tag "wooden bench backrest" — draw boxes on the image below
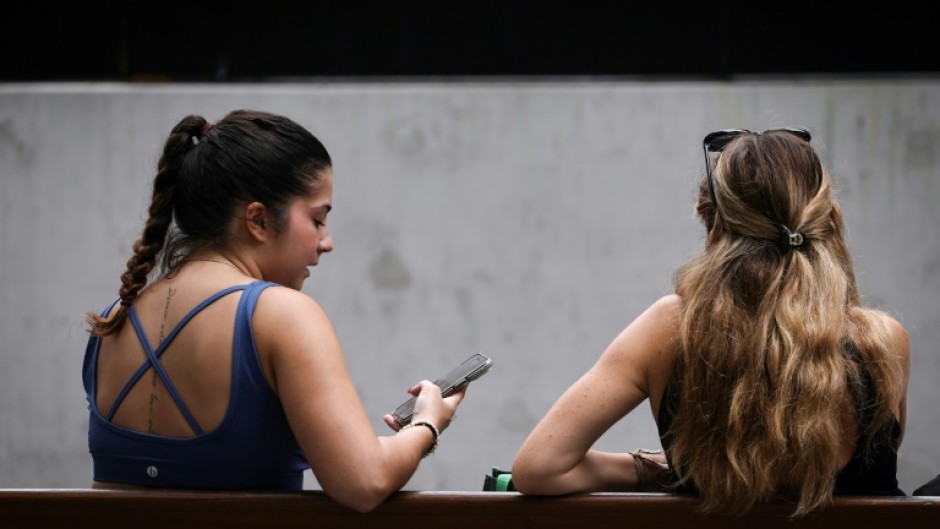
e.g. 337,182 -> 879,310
2,489 -> 938,529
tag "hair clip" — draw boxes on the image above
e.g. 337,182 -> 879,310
191,136 -> 200,146
787,231 -> 804,246
779,224 -> 804,252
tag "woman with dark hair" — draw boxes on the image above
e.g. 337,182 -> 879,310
83,110 -> 464,512
511,128 -> 910,517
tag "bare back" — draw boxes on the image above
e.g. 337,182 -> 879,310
94,265 -> 266,438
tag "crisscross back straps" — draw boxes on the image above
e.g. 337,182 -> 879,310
105,285 -> 248,436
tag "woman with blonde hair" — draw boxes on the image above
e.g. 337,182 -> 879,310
511,128 -> 910,517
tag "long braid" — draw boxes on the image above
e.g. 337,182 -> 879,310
86,116 -> 207,336
85,110 -> 332,334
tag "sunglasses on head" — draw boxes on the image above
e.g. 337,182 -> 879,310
702,128 -> 812,207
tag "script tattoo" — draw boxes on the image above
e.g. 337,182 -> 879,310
148,286 -> 177,433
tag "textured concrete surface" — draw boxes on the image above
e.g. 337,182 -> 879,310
1,80 -> 937,493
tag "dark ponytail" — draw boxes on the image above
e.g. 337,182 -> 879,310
86,115 -> 208,335
86,110 -> 331,336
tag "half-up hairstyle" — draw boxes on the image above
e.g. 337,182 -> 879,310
669,130 -> 904,516
86,110 -> 331,335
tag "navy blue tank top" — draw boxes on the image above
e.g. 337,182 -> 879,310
656,344 -> 904,496
83,281 -> 309,490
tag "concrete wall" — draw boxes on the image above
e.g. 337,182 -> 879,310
1,80 -> 937,494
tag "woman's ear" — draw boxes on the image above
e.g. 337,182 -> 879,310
245,201 -> 269,241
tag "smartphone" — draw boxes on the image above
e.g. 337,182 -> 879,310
390,352 -> 493,426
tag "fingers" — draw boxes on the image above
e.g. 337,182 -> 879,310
409,379 -> 440,397
410,380 -> 457,431
398,380 -> 472,433
383,414 -> 403,432
439,385 -> 467,430
445,383 -> 468,402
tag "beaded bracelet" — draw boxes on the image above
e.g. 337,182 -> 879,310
401,420 -> 439,458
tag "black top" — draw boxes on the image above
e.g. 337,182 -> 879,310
656,343 -> 904,496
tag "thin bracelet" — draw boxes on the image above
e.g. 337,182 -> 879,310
401,420 -> 439,458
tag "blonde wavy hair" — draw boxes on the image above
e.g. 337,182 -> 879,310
669,130 -> 904,517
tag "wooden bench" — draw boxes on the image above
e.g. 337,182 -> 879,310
2,489 -> 937,528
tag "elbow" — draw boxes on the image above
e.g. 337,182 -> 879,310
510,475 -> 534,495
343,493 -> 387,514
511,461 -> 546,495
512,452 -> 577,496
330,486 -> 389,513
324,475 -> 396,513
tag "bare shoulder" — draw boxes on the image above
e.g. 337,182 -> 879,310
638,294 -> 682,399
883,313 -> 909,349
855,309 -> 911,396
649,293 -> 682,320
254,284 -> 327,318
251,285 -> 338,346
882,312 -> 911,368
863,309 -> 910,360
601,294 -> 681,391
608,294 -> 681,349
634,293 -> 682,338
248,285 -> 344,390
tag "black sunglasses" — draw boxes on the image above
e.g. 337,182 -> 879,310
702,128 -> 812,207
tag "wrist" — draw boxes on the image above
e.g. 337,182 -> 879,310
401,420 -> 440,458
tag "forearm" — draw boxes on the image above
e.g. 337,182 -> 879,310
315,429 -> 431,512
376,423 -> 437,485
513,450 -> 637,495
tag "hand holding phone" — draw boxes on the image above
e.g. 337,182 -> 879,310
390,353 -> 493,426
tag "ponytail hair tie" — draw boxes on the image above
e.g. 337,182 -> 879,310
192,122 -> 214,146
779,224 -> 805,253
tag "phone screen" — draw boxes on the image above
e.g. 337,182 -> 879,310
390,353 -> 493,426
